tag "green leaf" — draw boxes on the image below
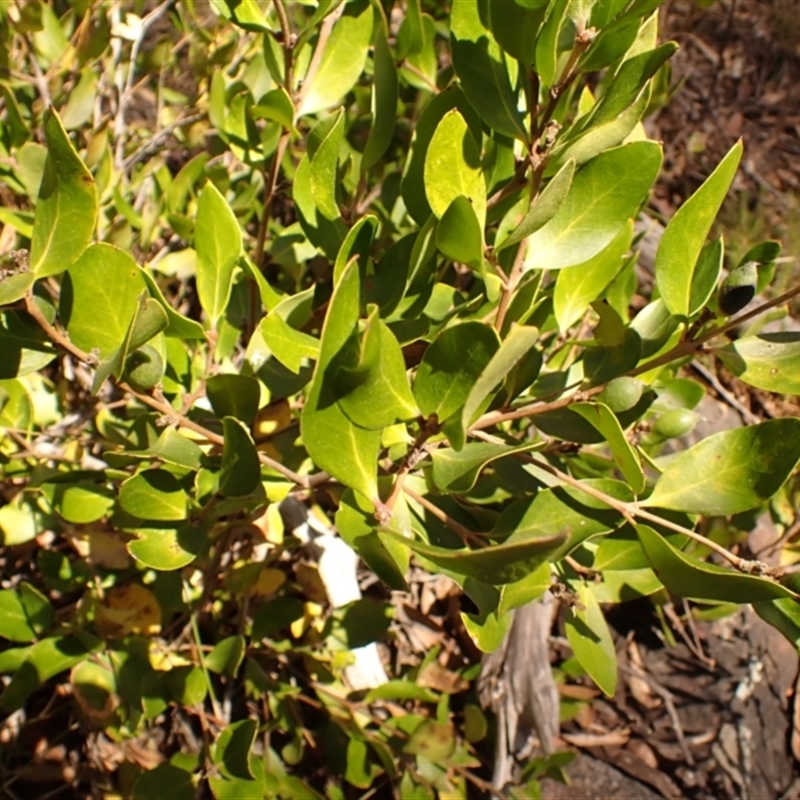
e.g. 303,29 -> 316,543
214,718 -> 258,780
19,583 -> 54,637
578,43 -> 677,132
637,524 -> 796,602
643,418 -> 800,515
554,221 -> 632,331
524,142 -> 662,270
60,244 -> 145,358
195,181 -> 243,327
688,237 -> 723,316
128,428 -> 203,471
220,417 -> 261,497
206,374 -> 260,428
310,109 -> 345,221
362,27 -> 398,172
332,214 -> 378,285
487,0 -> 549,64
565,583 -> 617,697
0,309 -> 57,379
298,0 -> 374,116
205,635 -> 245,678
654,140 -> 743,317
492,479 -> 628,556
461,325 -> 540,434
424,109 -> 487,230
336,488 -> 409,591
1,633 -> 102,711
404,720 -> 455,761
43,478 -> 116,524
450,0 -> 528,141
716,333 -> 800,395
431,441 -> 542,494
30,108 -> 98,278
400,87 -> 483,225
252,87 -> 296,131
260,313 -> 320,374
337,306 -> 419,429
127,520 -> 208,571
301,261 -> 381,504
133,765 -> 195,800
382,528 -> 567,586
496,159 -> 576,252
139,267 -> 206,340
0,273 -> 35,307
436,196 -> 483,269
413,321 -> 500,423
293,151 -> 346,260
753,598 -> 800,651
571,402 -> 645,494
0,589 -> 41,642
119,469 -> 187,522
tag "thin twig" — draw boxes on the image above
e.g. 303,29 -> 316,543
690,359 -> 761,424
402,486 -> 487,547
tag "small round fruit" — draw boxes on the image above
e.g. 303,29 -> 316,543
597,377 -> 644,413
652,408 -> 699,439
718,261 -> 757,316
124,345 -> 163,391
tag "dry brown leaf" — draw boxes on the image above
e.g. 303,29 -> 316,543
561,729 -> 631,748
94,583 -> 161,638
418,662 -> 468,694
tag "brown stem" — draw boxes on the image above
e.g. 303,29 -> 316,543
493,238 -> 528,333
402,487 -> 487,547
272,0 -> 293,91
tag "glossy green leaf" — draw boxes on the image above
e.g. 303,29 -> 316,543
260,313 -> 319,374
565,583 -> 617,697
298,0 -> 373,116
252,86 -> 295,131
637,524 -> 796,602
571,402 -> 646,494
1,633 -> 102,711
0,587 -> 49,642
61,243 -> 145,358
644,418 -> 800,515
0,273 -> 35,307
127,518 -> 207,570
332,214 -> 378,285
119,469 -> 187,521
400,87 -> 483,225
579,43 -> 676,132
18,583 -> 54,637
753,598 -> 800,651
30,108 -> 98,278
436,196 -> 483,269
497,562 -> 552,617
496,160 -> 576,252
206,374 -> 260,428
220,417 -> 261,497
195,182 -> 243,327
431,441 -> 542,494
0,310 -> 57,379
404,720 -> 455,761
310,109 -> 345,221
492,479 -> 628,556
462,606 -> 512,653
716,333 -> 800,395
688,237 -> 723,316
133,764 -> 195,800
44,479 -> 116,524
554,221 -> 632,331
487,0 -> 548,64
139,267 -> 206,340
424,109 -> 487,229
461,325 -> 540,434
293,151 -> 346,260
524,142 -> 662,270
128,428 -> 203,471
336,488 -> 409,591
450,0 -> 528,140
205,635 -> 245,678
362,28 -> 398,171
413,321 -> 500,423
382,528 -> 567,586
301,261 -> 381,504
654,140 -> 743,317
534,1 -> 567,87
337,306 -> 419,429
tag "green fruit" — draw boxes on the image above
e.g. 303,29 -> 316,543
596,377 -> 644,413
652,408 -> 699,439
124,345 -> 163,391
718,261 -> 757,316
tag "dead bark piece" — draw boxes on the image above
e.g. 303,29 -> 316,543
478,595 -> 561,793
